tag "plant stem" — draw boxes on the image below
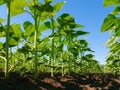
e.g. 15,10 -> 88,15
61,53 -> 64,76
5,1 -> 11,78
51,17 -> 55,77
33,0 -> 39,77
68,34 -> 72,74
34,17 -> 38,77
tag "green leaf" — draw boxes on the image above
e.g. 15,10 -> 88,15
72,30 -> 89,37
112,7 -> 120,15
44,0 -> 53,3
74,23 -> 84,28
57,13 -> 75,26
23,21 -> 32,30
104,0 -> 120,7
43,3 -> 54,13
9,37 -> 21,47
39,21 -> 51,31
0,42 -> 3,49
54,2 -> 64,14
32,3 -> 43,14
23,21 -> 34,36
114,28 -> 120,36
112,60 -> 120,65
11,24 -> 22,37
0,0 -> 5,5
0,26 -> 5,37
0,0 -> 11,5
11,0 -> 28,17
110,42 -> 120,51
69,23 -> 84,29
64,30 -> 74,35
101,14 -> 116,32
28,32 -> 35,41
0,18 -> 5,23
105,36 -> 118,46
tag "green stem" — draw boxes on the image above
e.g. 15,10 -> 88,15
61,53 -> 64,76
68,34 -> 71,74
33,0 -> 39,77
34,17 -> 38,76
51,17 -> 55,77
5,1 -> 11,78
10,47 -> 12,65
59,36 -> 64,76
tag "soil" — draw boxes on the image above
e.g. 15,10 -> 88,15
0,71 -> 120,90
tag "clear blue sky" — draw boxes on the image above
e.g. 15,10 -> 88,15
0,0 -> 114,64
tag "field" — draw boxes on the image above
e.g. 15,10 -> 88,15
0,71 -> 120,90
0,0 -> 120,90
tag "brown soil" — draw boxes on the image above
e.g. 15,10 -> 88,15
0,71 -> 120,90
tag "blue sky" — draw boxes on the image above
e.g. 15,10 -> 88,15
0,0 -> 114,64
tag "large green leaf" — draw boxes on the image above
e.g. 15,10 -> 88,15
72,30 -> 89,37
54,2 -> 64,14
0,18 -> 5,23
39,21 -> 51,31
11,24 -> 22,37
105,36 -> 118,46
43,3 -> 54,13
110,42 -> 120,51
23,21 -> 34,36
44,0 -> 53,3
64,29 -> 74,35
11,0 -> 28,17
0,0 -> 5,5
0,42 -> 3,49
0,0 -> 11,5
9,37 -> 21,47
114,28 -> 120,36
69,23 -> 84,29
101,14 -> 116,32
112,7 -> 120,15
104,0 -> 120,7
57,13 -> 75,26
112,59 -> 120,65
31,3 -> 43,14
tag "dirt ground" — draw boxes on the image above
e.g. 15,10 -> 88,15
0,71 -> 120,90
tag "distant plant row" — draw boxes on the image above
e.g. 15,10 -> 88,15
0,0 -> 119,78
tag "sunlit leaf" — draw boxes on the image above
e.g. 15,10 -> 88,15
0,0 -> 5,5
43,3 -> 53,12
104,0 -> 120,7
101,14 -> 116,32
0,0 -> 11,5
0,42 -> 3,49
9,37 -> 21,47
11,24 -> 22,37
0,18 -> 5,23
72,30 -> 89,37
114,28 -> 120,36
54,2 -> 64,14
112,7 -> 120,15
105,36 -> 118,46
44,0 -> 53,3
39,21 -> 51,31
23,21 -> 34,36
57,13 -> 75,26
11,0 -> 28,17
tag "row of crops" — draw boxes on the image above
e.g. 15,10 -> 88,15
0,0 -> 120,78
101,0 -> 120,75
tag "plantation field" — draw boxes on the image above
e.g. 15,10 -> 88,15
0,71 -> 120,90
0,0 -> 120,90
